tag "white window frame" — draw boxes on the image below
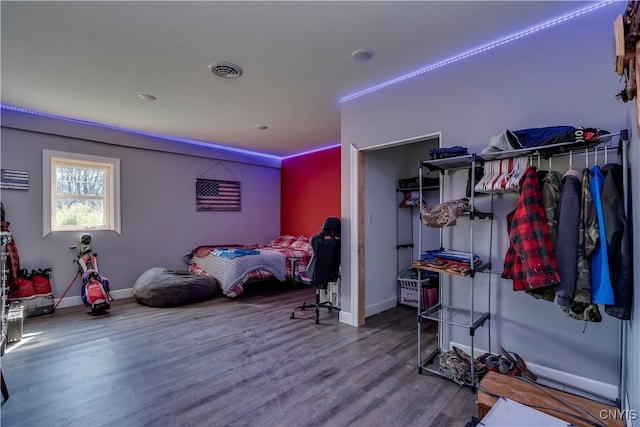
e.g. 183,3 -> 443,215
43,150 -> 121,237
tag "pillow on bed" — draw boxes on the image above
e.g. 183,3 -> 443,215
269,235 -> 298,248
291,236 -> 311,252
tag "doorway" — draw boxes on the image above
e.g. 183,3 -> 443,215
350,132 -> 440,323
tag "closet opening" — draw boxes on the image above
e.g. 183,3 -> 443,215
350,132 -> 440,324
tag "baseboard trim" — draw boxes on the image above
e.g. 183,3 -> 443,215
339,297 -> 412,325
365,297 -> 397,318
451,341 -> 619,403
339,310 -> 354,325
54,288 -> 133,309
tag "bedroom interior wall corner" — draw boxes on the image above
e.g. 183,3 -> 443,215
1,120 -> 281,303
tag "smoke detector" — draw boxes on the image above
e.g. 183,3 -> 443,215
209,61 -> 243,79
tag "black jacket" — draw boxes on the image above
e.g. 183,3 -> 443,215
554,170 -> 583,306
600,163 -> 633,320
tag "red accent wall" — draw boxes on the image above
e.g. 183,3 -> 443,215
281,146 -> 341,237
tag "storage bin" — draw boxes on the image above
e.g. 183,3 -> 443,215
8,293 -> 54,318
6,303 -> 24,343
398,277 -> 437,309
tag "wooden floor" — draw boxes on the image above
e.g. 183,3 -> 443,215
1,283 -> 477,427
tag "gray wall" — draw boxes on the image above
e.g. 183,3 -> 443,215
341,3 -> 634,395
1,111 -> 281,301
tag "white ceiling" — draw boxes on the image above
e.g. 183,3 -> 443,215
1,1 -> 599,157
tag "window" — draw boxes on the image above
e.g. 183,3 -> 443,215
43,150 -> 120,236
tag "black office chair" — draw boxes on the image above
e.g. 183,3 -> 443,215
290,217 -> 341,324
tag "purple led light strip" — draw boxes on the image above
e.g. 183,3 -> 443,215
1,104 -> 283,161
339,1 -> 615,103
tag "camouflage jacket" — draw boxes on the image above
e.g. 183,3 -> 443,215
420,198 -> 470,228
541,170 -> 562,249
575,168 -> 598,302
559,168 -> 603,323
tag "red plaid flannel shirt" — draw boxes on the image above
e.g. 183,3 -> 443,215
502,167 -> 560,291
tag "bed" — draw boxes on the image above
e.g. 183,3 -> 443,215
184,235 -> 312,297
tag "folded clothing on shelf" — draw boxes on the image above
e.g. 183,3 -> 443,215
481,126 -> 610,157
398,177 -> 419,189
415,249 -> 482,276
421,248 -> 479,264
428,146 -> 469,159
399,191 -> 421,208
414,259 -> 479,276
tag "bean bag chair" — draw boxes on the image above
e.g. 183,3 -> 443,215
133,267 -> 218,307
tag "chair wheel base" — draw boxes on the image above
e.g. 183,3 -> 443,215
289,297 -> 340,324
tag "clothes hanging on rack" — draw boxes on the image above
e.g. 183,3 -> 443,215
558,166 -> 604,322
589,165 -> 615,305
501,166 -> 561,291
554,169 -> 583,307
525,170 -> 561,302
474,157 -> 528,194
496,133 -> 632,323
575,167 -> 598,305
600,163 -> 633,320
541,171 -> 562,249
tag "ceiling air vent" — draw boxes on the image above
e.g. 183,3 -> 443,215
209,61 -> 243,79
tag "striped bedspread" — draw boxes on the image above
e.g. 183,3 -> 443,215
187,246 -> 311,297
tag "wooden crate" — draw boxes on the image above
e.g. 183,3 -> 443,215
476,371 -> 624,427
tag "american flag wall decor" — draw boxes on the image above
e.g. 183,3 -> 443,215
196,179 -> 241,211
0,169 -> 29,190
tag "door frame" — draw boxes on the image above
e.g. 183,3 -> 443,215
348,132 -> 441,326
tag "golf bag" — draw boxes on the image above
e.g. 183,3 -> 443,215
76,236 -> 112,315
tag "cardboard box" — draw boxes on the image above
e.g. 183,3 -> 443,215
477,371 -> 624,427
